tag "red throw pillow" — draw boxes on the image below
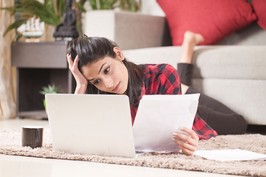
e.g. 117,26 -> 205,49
157,0 -> 257,45
252,0 -> 266,30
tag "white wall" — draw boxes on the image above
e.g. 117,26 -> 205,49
140,0 -> 165,16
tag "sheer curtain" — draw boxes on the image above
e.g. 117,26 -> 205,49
0,0 -> 16,119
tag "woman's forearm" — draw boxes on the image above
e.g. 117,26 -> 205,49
74,84 -> 87,94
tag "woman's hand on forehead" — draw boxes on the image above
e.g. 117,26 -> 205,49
67,54 -> 88,94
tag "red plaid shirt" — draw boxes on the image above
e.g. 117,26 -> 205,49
130,64 -> 217,140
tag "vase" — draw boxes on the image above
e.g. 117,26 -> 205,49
42,24 -> 55,42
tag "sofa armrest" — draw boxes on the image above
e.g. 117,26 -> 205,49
83,11 -> 171,50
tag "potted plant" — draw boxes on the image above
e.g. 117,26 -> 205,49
40,84 -> 61,109
88,0 -> 141,11
1,0 -> 87,41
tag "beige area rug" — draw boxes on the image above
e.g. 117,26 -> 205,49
0,128 -> 265,177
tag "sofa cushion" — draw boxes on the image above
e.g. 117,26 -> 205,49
124,46 -> 266,80
216,23 -> 266,45
192,46 -> 266,80
156,0 -> 257,45
251,0 -> 266,30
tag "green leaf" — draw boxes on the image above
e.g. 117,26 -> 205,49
1,0 -> 68,37
87,0 -> 140,11
0,0 -> 96,39
3,19 -> 28,36
40,84 -> 61,95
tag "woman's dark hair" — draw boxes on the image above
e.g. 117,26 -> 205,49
67,35 -> 144,105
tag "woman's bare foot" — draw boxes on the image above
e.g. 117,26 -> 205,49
179,31 -> 204,64
184,31 -> 204,45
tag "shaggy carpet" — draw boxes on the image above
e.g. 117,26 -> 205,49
0,128 -> 265,177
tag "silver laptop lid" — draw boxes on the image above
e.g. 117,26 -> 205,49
45,94 -> 136,158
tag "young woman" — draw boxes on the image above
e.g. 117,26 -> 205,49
66,31 -> 247,156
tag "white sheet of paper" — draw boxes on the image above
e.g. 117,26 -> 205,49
194,149 -> 266,161
133,94 -> 200,152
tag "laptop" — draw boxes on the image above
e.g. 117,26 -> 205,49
45,93 -> 199,158
45,94 -> 136,158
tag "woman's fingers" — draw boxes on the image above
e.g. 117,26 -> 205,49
175,138 -> 197,155
181,127 -> 199,141
73,55 -> 79,69
67,54 -> 79,72
67,54 -> 74,67
172,128 -> 199,156
67,54 -> 82,77
66,54 -> 88,94
179,147 -> 194,156
173,135 -> 197,153
173,128 -> 199,146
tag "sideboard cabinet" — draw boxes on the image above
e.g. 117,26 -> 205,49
11,42 -> 75,119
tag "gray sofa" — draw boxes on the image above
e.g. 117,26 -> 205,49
121,14 -> 266,126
